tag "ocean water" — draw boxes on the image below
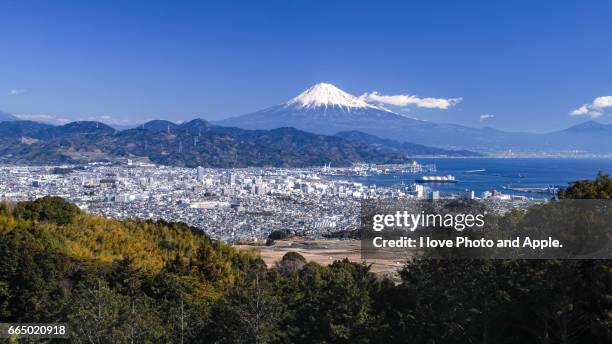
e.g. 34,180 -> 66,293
341,158 -> 612,197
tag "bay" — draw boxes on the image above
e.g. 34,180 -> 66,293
340,158 -> 612,197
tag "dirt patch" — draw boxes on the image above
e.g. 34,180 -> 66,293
234,239 -> 406,280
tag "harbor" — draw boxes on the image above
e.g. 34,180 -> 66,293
320,161 -> 437,177
330,158 -> 612,199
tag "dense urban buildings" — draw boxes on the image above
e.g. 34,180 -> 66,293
0,160 -> 539,242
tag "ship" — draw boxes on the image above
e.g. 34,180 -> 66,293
415,175 -> 457,183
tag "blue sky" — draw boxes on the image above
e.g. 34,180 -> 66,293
1,0 -> 611,132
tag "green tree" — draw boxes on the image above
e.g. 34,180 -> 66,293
205,269 -> 284,344
68,279 -> 131,344
275,252 -> 306,277
559,172 -> 612,199
13,196 -> 81,225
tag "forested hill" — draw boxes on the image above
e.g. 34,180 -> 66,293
0,196 -> 260,342
0,119 -> 413,167
1,175 -> 611,343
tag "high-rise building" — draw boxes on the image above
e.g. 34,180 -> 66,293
196,166 -> 205,181
415,184 -> 424,199
429,191 -> 440,200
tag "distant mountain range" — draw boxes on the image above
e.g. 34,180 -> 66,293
0,119 -> 471,167
218,83 -> 612,154
2,83 -> 611,158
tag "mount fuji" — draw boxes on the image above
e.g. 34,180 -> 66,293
217,83 -> 612,153
218,83 -> 414,136
217,83 -> 523,152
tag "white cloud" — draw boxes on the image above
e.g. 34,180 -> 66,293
479,114 -> 495,121
15,113 -> 138,127
79,115 -> 135,126
570,105 -> 590,116
360,91 -> 462,109
593,96 -> 612,109
15,114 -> 71,124
570,95 -> 612,118
8,89 -> 26,96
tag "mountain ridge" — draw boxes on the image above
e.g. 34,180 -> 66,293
0,120 -> 422,167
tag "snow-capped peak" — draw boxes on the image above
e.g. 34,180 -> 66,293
286,83 -> 385,111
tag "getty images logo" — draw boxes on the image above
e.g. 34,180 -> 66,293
372,210 -> 486,232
